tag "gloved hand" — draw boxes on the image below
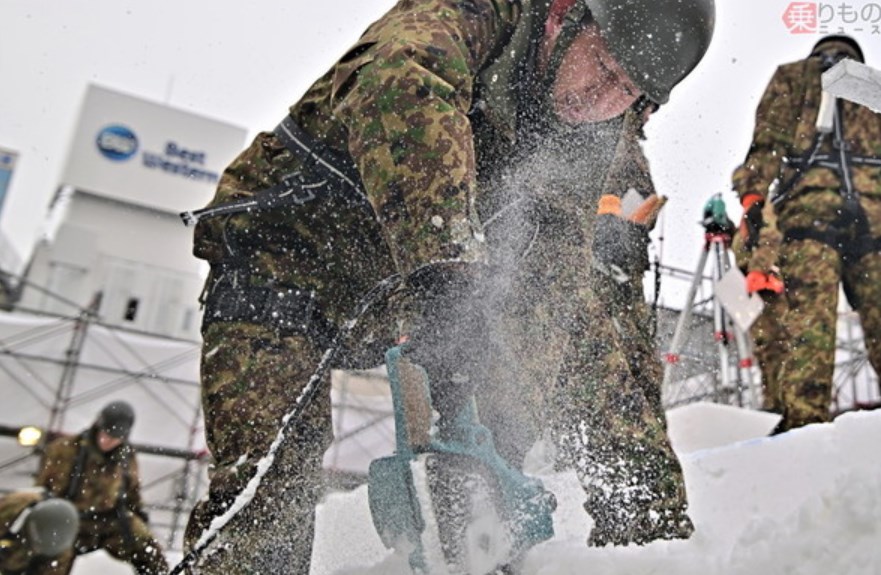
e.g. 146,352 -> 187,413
738,193 -> 765,250
746,269 -> 784,295
400,262 -> 489,427
593,213 -> 651,279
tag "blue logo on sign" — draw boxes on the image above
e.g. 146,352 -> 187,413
96,125 -> 139,161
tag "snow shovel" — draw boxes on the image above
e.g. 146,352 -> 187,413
367,345 -> 556,574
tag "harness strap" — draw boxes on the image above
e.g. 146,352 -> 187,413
273,116 -> 363,192
180,117 -> 366,226
115,454 -> 136,551
785,153 -> 881,171
64,435 -> 89,503
773,98 -> 881,208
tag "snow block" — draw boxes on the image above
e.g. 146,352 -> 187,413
666,401 -> 780,454
822,59 -> 881,113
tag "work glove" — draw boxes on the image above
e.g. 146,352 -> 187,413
746,268 -> 784,295
593,195 -> 653,280
738,193 -> 765,250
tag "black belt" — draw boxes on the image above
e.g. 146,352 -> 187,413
783,227 -> 881,262
201,267 -> 337,342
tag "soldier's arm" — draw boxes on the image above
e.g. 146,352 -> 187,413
736,65 -> 800,203
330,0 -> 517,275
34,438 -> 72,498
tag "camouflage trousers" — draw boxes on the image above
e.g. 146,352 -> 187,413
775,237 -> 881,431
44,512 -> 168,575
751,292 -> 789,413
548,272 -> 693,547
184,322 -> 332,575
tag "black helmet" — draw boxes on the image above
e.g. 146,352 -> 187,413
95,400 -> 135,439
584,0 -> 716,105
811,34 -> 864,64
26,498 -> 79,557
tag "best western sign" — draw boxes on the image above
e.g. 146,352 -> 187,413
62,85 -> 247,214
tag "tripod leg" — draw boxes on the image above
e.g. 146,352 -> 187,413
709,239 -> 732,402
663,246 -> 711,391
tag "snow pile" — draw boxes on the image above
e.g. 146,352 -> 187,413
311,406 -> 881,575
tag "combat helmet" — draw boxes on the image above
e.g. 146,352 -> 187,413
95,400 -> 135,439
811,34 -> 864,64
25,498 -> 79,557
584,0 -> 716,105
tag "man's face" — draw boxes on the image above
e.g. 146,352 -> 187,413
96,430 -> 124,452
552,22 -> 642,124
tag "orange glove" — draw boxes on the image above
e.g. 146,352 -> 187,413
597,194 -> 667,228
746,270 -> 784,294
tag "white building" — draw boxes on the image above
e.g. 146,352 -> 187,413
17,84 -> 248,340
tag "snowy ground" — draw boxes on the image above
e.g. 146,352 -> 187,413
311,404 -> 881,575
70,403 -> 881,574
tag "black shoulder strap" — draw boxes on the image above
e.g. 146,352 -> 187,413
64,434 -> 89,502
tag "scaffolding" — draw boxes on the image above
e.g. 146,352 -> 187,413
0,275 -> 396,555
655,252 -> 881,414
2,228 -> 880,558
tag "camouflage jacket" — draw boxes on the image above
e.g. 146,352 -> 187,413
0,490 -> 68,575
36,428 -> 144,519
192,0 -> 615,321
735,52 -> 881,205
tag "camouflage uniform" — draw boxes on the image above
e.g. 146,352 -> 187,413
0,491 -> 72,575
473,108 -> 693,547
552,110 -> 692,546
735,39 -> 881,431
35,429 -> 168,574
186,0 -> 701,566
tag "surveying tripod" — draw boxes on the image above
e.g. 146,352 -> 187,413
662,195 -> 758,408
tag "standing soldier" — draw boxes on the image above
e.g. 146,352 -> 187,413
35,401 -> 169,574
183,0 -> 714,570
0,490 -> 78,575
733,35 -> 881,432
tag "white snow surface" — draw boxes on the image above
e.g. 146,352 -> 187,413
310,405 -> 881,575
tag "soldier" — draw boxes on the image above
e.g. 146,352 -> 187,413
35,401 -> 169,575
184,0 -> 714,569
0,490 -> 78,575
733,35 -> 881,432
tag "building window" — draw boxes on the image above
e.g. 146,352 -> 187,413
124,297 -> 139,322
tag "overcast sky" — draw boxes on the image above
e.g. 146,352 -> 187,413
2,0 -> 880,307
